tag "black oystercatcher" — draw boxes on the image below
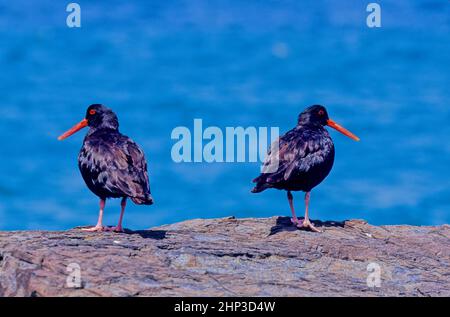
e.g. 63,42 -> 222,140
58,104 -> 153,232
252,105 -> 359,232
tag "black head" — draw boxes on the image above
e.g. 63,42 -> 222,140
298,105 -> 329,126
85,104 -> 119,130
58,104 -> 119,141
296,104 -> 360,141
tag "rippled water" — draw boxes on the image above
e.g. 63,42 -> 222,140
0,0 -> 449,230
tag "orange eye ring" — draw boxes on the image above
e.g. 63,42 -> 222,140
318,110 -> 325,116
89,109 -> 96,115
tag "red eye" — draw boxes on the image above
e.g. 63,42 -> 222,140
318,110 -> 324,116
89,109 -> 96,115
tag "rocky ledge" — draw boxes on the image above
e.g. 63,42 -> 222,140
0,217 -> 449,297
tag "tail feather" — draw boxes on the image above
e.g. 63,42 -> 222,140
251,175 -> 271,193
131,194 -> 154,205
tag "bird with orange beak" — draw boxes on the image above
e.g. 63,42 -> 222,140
58,104 -> 153,232
252,105 -> 359,232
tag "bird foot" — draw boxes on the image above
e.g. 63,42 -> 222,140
291,217 -> 302,226
295,218 -> 322,233
104,226 -> 124,233
80,225 -> 124,233
80,225 -> 106,232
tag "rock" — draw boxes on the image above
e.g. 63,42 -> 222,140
0,217 -> 449,296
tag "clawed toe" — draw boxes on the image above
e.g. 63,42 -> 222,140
291,218 -> 301,225
80,225 -> 105,232
79,225 -> 124,233
104,226 -> 124,233
294,219 -> 322,233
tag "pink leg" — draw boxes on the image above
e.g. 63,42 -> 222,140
288,191 -> 301,225
81,199 -> 106,232
110,197 -> 126,232
300,191 -> 321,232
304,191 -> 310,221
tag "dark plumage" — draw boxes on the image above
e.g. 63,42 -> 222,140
78,105 -> 153,205
58,104 -> 153,232
252,105 -> 359,232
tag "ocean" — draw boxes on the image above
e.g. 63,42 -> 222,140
0,0 -> 449,230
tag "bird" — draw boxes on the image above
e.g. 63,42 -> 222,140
251,105 -> 359,232
58,104 -> 153,232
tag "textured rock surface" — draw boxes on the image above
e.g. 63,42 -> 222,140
0,217 -> 449,297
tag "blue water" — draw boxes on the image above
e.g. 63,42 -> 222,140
0,0 -> 449,230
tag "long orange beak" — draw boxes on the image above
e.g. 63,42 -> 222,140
58,119 -> 88,141
326,119 -> 360,141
